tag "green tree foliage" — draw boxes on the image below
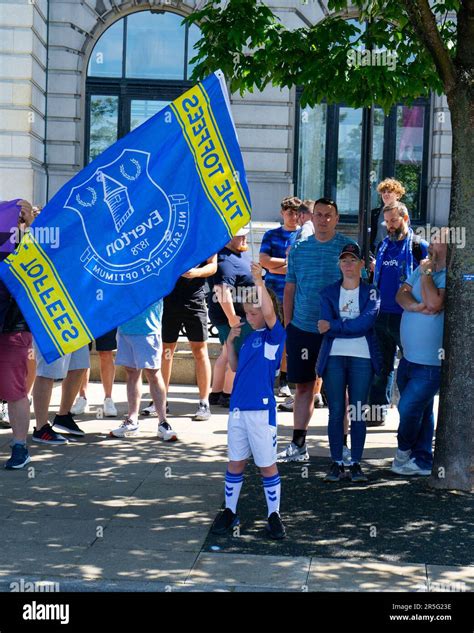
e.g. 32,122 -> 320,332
185,0 -> 458,111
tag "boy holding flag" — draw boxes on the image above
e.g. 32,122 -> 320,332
211,262 -> 287,540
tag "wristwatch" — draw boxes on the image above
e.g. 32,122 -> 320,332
422,268 -> 432,276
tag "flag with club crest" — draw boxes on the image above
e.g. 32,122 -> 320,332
0,71 -> 251,362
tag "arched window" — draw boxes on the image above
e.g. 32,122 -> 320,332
85,10 -> 200,163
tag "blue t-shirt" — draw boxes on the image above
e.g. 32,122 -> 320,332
230,320 -> 286,425
286,232 -> 356,332
378,240 -> 406,314
119,299 -> 163,335
400,267 -> 446,366
259,226 -> 298,302
207,247 -> 254,326
377,237 -> 428,314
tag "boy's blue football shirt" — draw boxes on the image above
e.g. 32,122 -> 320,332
229,319 -> 286,426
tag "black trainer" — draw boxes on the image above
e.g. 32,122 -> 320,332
211,508 -> 239,535
349,462 -> 368,482
208,392 -> 222,406
32,423 -> 68,445
266,511 -> 286,540
218,393 -> 231,408
52,412 -> 85,437
324,462 -> 345,482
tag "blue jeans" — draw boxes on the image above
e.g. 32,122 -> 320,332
396,357 -> 440,469
369,312 -> 402,407
323,356 -> 374,463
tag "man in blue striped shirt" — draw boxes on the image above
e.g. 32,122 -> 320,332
278,198 -> 356,462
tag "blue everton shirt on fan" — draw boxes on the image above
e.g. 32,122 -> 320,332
378,240 -> 410,314
259,226 -> 298,302
230,320 -> 286,425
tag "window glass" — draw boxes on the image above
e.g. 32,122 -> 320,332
395,105 -> 425,220
336,107 -> 363,215
88,20 -> 123,78
297,104 -> 327,201
130,100 -> 170,131
187,23 -> 201,78
89,95 -> 119,163
126,11 -> 185,79
370,107 -> 386,210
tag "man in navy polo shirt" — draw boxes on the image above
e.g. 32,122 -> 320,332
368,201 -> 428,426
259,196 -> 300,396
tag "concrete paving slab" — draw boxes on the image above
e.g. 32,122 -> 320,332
75,547 -> 197,582
307,557 -> 427,592
1,517 -> 110,548
0,545 -> 89,580
90,522 -> 210,552
7,493 -> 129,521
120,483 -> 222,522
426,565 -> 474,592
188,552 -> 311,589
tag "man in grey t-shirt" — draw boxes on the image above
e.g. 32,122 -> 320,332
278,198 -> 356,462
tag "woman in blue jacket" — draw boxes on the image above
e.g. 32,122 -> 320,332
317,243 -> 381,482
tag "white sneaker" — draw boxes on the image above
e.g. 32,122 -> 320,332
342,446 -> 352,466
391,457 -> 431,476
194,402 -> 211,421
71,396 -> 88,415
157,421 -> 178,442
141,401 -> 156,416
277,442 -> 309,462
0,401 -> 10,428
391,448 -> 411,472
278,384 -> 292,398
103,398 -> 117,417
110,417 -> 139,438
314,393 -> 324,408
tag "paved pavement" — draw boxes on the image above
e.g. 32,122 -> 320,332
0,382 -> 471,593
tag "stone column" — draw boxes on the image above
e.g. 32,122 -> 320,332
0,0 -> 48,204
427,93 -> 452,226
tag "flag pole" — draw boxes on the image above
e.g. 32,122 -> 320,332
248,217 -> 256,262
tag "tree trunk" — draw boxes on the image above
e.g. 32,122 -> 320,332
430,84 -> 474,491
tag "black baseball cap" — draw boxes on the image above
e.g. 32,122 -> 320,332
339,243 -> 363,260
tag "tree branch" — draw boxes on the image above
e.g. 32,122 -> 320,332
400,0 -> 457,95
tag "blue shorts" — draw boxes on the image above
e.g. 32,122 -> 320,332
34,343 -> 90,380
115,332 -> 162,370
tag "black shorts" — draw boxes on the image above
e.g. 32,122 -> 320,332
89,329 -> 117,352
162,299 -> 208,343
286,322 -> 323,384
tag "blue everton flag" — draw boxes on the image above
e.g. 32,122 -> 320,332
0,72 -> 251,362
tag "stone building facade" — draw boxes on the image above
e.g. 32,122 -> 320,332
0,0 -> 452,234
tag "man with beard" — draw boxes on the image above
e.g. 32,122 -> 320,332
367,202 -> 428,426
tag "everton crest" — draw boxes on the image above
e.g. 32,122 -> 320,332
65,149 -> 189,285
